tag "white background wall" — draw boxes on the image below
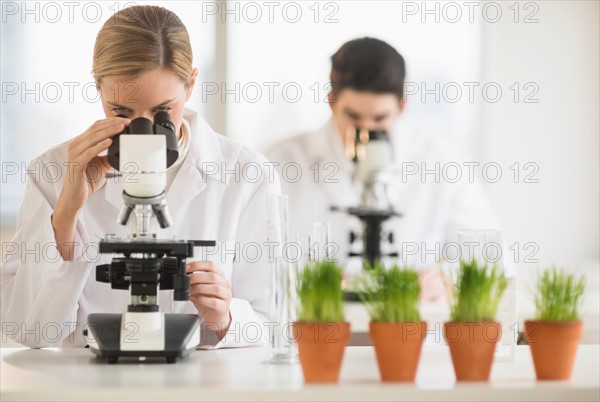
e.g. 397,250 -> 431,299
225,0 -> 482,152
480,1 -> 599,268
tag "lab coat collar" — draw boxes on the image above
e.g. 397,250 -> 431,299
389,118 -> 412,165
306,118 -> 355,172
303,118 -> 358,206
181,107 -> 234,185
104,108 -> 228,213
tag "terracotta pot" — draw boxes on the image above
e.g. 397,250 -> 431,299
524,320 -> 583,380
369,321 -> 426,382
293,322 -> 350,383
443,321 -> 501,381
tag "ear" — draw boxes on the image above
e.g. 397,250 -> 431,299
398,96 -> 407,113
328,90 -> 340,112
185,68 -> 199,101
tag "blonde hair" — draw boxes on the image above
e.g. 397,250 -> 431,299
92,5 -> 193,88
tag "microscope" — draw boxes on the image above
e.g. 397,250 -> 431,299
85,112 -> 215,364
332,128 -> 400,277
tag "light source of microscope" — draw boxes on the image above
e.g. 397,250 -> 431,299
85,112 -> 215,364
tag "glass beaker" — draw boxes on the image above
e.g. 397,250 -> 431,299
264,194 -> 297,364
311,222 -> 332,262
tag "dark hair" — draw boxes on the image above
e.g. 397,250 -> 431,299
330,37 -> 406,100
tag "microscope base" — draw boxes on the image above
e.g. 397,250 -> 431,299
86,313 -> 200,364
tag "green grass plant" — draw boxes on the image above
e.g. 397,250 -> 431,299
534,267 -> 585,322
296,260 -> 345,322
358,261 -> 421,323
450,259 -> 507,322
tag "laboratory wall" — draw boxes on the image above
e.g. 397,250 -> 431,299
480,1 -> 599,268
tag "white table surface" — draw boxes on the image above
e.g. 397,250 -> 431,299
1,345 -> 598,401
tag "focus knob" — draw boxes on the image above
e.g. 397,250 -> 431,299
96,264 -> 110,283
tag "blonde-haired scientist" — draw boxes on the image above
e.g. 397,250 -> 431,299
1,6 -> 279,348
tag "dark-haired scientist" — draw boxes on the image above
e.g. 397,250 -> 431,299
264,38 -> 503,300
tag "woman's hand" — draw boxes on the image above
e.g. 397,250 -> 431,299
60,117 -> 129,211
419,267 -> 448,302
52,117 -> 129,261
187,260 -> 232,340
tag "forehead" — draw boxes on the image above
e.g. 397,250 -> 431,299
100,69 -> 185,105
337,89 -> 399,114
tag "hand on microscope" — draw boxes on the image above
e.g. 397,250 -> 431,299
187,260 -> 233,340
51,117 -> 130,261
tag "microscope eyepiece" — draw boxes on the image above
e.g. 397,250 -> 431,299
354,128 -> 390,144
365,130 -> 390,142
154,111 -> 176,133
107,112 -> 179,170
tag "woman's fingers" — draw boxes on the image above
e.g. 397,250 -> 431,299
85,156 -> 112,193
185,262 -> 233,328
186,260 -> 218,273
187,260 -> 231,299
71,117 -> 129,153
73,120 -> 127,157
86,118 -> 129,142
71,118 -> 122,146
189,283 -> 231,300
64,139 -> 113,184
419,268 -> 446,301
186,261 -> 232,329
189,271 -> 228,286
81,138 -> 113,163
95,155 -> 112,172
187,261 -> 228,278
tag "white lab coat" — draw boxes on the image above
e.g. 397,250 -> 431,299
1,109 -> 280,348
264,119 -> 506,273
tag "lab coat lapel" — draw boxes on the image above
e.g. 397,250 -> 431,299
104,170 -> 125,211
165,145 -> 206,215
387,120 -> 415,213
310,119 -> 357,207
166,109 -> 222,216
